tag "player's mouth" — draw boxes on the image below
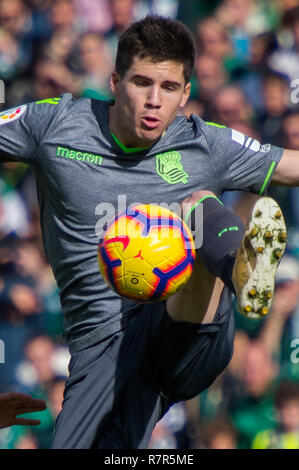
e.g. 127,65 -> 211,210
141,116 -> 160,130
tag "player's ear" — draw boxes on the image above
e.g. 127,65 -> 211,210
110,71 -> 121,97
180,82 -> 191,108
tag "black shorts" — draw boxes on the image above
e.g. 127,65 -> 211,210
52,287 -> 234,449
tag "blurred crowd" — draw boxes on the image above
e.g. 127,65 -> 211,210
0,0 -> 299,450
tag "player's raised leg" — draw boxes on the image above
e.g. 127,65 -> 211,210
167,190 -> 245,324
167,190 -> 287,323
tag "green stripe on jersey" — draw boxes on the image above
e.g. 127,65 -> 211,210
110,132 -> 151,154
36,97 -> 61,105
205,121 -> 226,128
259,161 -> 276,195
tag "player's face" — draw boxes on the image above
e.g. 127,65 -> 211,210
109,57 -> 191,147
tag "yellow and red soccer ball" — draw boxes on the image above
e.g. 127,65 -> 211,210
98,204 -> 196,302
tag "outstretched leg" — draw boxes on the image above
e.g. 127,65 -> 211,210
167,190 -> 287,322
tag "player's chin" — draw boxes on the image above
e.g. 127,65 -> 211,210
139,123 -> 165,143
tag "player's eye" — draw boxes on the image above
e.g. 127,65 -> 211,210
163,84 -> 179,92
134,80 -> 150,87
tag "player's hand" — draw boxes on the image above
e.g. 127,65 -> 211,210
0,392 -> 47,429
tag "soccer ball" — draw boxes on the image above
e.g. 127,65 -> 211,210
98,204 -> 196,302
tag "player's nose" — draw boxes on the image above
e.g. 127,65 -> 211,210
146,85 -> 162,108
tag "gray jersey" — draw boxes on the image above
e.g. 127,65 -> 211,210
0,94 -> 283,352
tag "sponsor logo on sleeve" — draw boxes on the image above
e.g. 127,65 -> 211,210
0,105 -> 27,126
231,129 -> 270,153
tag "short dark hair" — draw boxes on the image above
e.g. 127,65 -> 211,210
275,381 -> 299,410
115,15 -> 195,84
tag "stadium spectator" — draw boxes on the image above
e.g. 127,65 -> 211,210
258,255 -> 299,381
230,340 -> 279,448
0,0 -> 31,38
14,335 -> 68,448
281,112 -> 299,230
0,278 -> 44,392
21,247 -> 61,337
105,0 -> 139,61
0,0 -> 42,81
0,179 -> 30,238
47,0 -> 81,36
268,6 -> 299,82
181,99 -> 204,119
76,32 -> 113,100
192,53 -> 228,120
176,0 -> 221,32
0,28 -> 23,82
238,31 -> 279,112
39,29 -> 77,66
74,0 -> 113,34
195,416 -> 238,449
252,380 -> 299,448
209,85 -> 254,128
47,376 -> 65,420
268,111 -> 299,230
195,17 -> 232,62
32,58 -> 79,101
256,71 -> 291,146
282,111 -> 299,150
215,0 -> 254,70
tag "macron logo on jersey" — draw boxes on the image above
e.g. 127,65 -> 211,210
56,146 -> 103,167
0,105 -> 27,126
231,129 -> 270,153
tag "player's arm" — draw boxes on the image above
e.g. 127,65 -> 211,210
0,97 -> 66,164
271,149 -> 299,186
0,103 -> 37,163
197,119 -> 284,195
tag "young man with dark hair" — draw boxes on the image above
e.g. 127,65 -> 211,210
252,381 -> 299,449
115,15 -> 195,83
0,15 -> 297,448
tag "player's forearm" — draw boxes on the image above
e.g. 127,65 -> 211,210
272,149 -> 299,186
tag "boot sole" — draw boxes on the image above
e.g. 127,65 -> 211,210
235,197 -> 287,319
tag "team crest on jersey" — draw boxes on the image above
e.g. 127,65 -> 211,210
0,105 -> 27,126
156,151 -> 189,185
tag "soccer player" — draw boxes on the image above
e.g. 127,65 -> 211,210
0,15 -> 298,448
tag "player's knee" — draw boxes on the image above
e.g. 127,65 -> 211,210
180,190 -> 215,218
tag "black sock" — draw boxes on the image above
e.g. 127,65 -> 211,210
184,196 -> 245,294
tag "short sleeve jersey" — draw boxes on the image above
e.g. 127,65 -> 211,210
0,94 -> 283,352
